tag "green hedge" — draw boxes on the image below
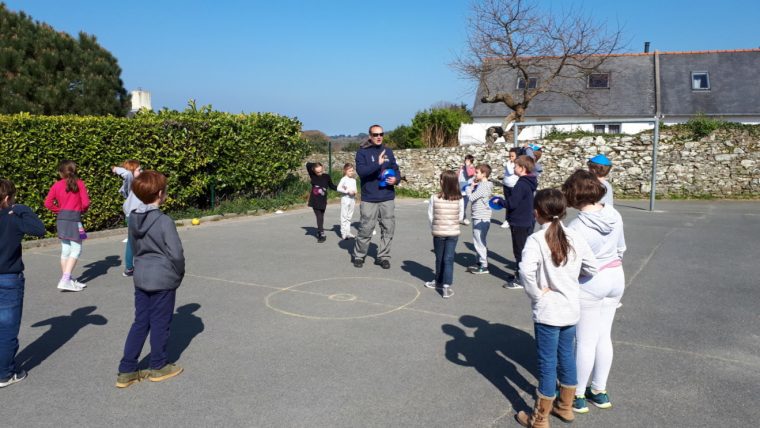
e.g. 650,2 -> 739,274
0,110 -> 309,235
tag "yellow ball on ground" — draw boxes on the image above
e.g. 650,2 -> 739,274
191,218 -> 200,225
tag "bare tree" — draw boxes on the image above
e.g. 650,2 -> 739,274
452,0 -> 624,143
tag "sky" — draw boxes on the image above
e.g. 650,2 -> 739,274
5,0 -> 760,135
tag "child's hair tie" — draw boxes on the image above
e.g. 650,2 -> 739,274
552,215 -> 559,219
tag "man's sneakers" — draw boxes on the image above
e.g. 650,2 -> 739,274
149,363 -> 183,383
122,268 -> 134,277
353,257 -> 364,268
468,265 -> 489,275
442,286 -> 454,299
0,370 -> 27,388
57,279 -> 84,292
585,387 -> 612,409
115,370 -> 148,388
374,259 -> 391,269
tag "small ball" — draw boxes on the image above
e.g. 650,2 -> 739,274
191,218 -> 200,226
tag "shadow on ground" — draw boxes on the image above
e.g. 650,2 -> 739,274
77,255 -> 122,283
443,315 -> 537,412
137,303 -> 205,368
17,306 -> 108,372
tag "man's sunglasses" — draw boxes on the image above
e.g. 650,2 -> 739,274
371,132 -> 384,137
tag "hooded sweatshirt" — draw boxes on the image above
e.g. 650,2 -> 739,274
505,174 -> 538,227
355,142 -> 400,203
568,204 -> 626,299
128,205 -> 185,292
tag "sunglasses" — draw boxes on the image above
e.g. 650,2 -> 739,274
371,132 -> 384,137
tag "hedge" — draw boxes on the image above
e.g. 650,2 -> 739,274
0,109 -> 309,235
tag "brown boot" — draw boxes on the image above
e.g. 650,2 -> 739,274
551,384 -> 576,423
515,393 -> 555,428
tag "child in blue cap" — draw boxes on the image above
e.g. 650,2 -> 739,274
587,154 -> 614,207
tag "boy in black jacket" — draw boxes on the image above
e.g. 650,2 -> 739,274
306,162 -> 337,242
503,156 -> 538,290
116,171 -> 185,388
0,179 -> 46,388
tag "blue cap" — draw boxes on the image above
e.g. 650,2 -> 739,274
530,144 -> 542,151
588,154 -> 612,166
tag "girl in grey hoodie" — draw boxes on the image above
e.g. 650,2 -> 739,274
563,170 -> 626,413
515,189 -> 597,428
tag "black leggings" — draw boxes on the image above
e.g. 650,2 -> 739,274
313,208 -> 325,234
510,224 -> 534,269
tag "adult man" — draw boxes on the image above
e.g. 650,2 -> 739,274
353,124 -> 400,269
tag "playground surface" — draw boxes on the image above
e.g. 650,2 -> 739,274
4,199 -> 760,427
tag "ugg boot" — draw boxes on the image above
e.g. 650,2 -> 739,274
551,384 -> 576,423
515,393 -> 555,428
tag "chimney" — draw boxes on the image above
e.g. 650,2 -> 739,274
644,42 -> 651,53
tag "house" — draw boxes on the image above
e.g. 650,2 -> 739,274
463,49 -> 760,142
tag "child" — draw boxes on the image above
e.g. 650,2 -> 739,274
458,155 -> 475,225
525,144 -> 544,178
0,179 -> 46,388
502,155 -> 538,289
587,154 -> 614,207
116,170 -> 185,388
466,164 -> 494,274
337,163 -> 357,240
501,148 -> 519,229
306,162 -> 337,243
563,170 -> 626,413
514,189 -> 597,427
44,160 -> 90,292
425,170 -> 464,299
111,160 -> 144,277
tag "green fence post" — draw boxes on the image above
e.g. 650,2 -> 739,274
328,141 -> 333,176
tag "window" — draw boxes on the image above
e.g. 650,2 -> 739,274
691,72 -> 710,90
593,123 -> 621,134
517,77 -> 538,89
588,73 -> 610,89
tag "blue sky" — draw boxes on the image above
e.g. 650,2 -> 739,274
5,0 -> 760,134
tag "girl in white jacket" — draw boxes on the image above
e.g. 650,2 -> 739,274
515,189 -> 597,428
563,170 -> 626,414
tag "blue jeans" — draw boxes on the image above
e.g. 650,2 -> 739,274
125,218 -> 134,270
433,236 -> 458,286
118,288 -> 176,373
534,323 -> 577,397
0,273 -> 24,379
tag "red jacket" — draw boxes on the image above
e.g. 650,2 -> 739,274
44,179 -> 90,213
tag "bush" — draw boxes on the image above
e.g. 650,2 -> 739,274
411,106 -> 472,147
684,114 -> 725,139
0,108 -> 308,235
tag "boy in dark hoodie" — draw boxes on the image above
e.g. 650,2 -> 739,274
0,179 -> 46,388
352,124 -> 401,269
116,170 -> 185,388
503,155 -> 538,289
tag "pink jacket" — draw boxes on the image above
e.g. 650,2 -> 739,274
44,179 -> 90,214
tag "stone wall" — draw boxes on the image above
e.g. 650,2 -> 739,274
302,129 -> 760,198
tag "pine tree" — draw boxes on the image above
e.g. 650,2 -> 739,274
0,3 -> 130,116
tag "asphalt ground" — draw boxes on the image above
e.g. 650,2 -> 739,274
3,199 -> 759,427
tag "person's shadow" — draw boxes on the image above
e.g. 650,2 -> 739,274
400,260 -> 433,283
16,306 -> 108,372
77,255 -> 121,283
442,315 -> 537,412
137,303 -> 204,367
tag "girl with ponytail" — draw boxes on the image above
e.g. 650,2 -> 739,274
44,160 -> 90,292
514,188 -> 598,428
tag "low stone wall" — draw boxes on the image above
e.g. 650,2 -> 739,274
301,130 -> 760,198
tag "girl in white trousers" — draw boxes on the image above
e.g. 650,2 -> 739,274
338,163 -> 357,239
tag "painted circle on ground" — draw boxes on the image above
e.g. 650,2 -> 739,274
266,276 -> 420,320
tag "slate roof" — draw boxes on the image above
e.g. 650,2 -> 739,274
472,49 -> 760,119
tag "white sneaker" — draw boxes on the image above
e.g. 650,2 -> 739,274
58,280 -> 83,292
461,219 -> 470,225
72,279 -> 86,289
503,278 -> 524,289
500,222 -> 510,229
423,281 -> 439,289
